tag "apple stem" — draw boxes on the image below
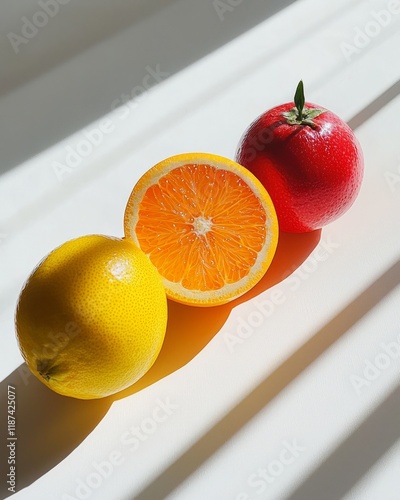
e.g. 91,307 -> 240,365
281,80 -> 326,128
294,80 -> 305,121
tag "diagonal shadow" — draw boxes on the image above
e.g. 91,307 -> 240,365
0,370 -> 111,497
284,384 -> 400,500
130,79 -> 400,498
133,259 -> 400,500
0,0 -> 298,176
0,230 -> 321,498
1,53 -> 399,500
347,78 -> 400,130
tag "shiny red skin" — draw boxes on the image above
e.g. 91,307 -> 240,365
236,102 -> 364,232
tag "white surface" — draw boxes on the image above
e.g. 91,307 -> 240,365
1,0 -> 400,499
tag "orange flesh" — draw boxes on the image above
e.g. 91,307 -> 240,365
135,164 -> 267,291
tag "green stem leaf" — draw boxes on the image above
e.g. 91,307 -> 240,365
294,80 -> 305,120
282,80 -> 326,128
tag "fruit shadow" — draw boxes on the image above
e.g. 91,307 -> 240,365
0,230 -> 320,497
114,229 -> 322,398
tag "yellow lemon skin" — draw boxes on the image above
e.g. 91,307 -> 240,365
15,235 -> 168,399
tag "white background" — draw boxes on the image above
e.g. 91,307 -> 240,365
1,0 -> 399,499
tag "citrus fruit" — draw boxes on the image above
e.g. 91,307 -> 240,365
15,235 -> 168,399
124,153 -> 279,306
236,81 -> 364,232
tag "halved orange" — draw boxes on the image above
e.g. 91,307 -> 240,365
124,153 -> 279,306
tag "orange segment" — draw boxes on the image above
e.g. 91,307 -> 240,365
124,153 -> 279,306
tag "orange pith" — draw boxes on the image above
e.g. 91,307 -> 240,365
124,153 -> 279,306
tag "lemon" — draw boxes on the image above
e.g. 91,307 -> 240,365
15,235 -> 168,399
